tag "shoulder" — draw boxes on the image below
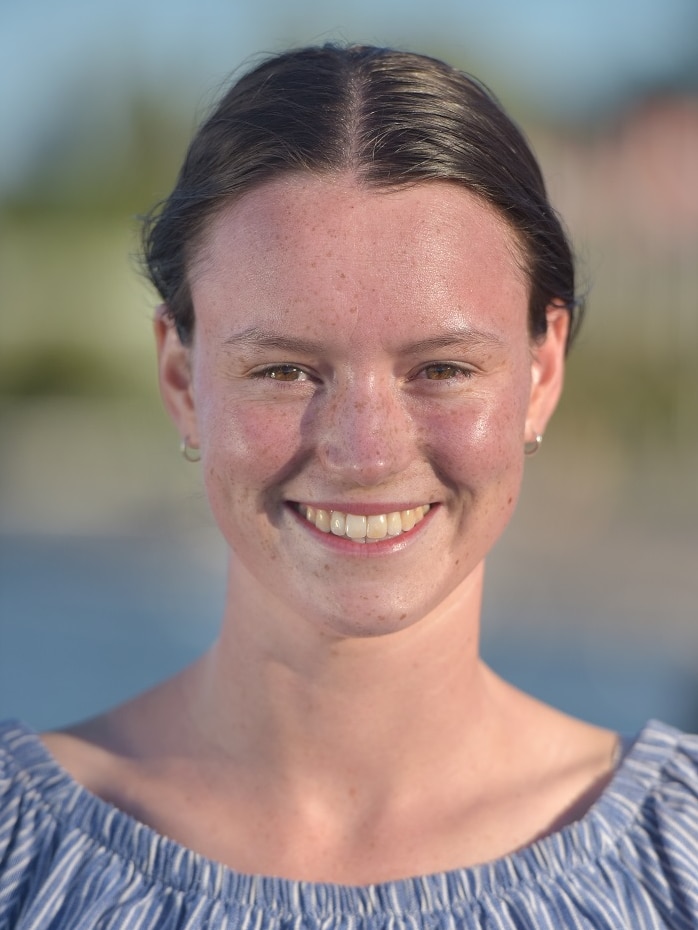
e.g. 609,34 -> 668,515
590,720 -> 698,921
619,719 -> 698,829
453,721 -> 698,928
0,720 -> 242,929
0,719 -> 149,928
0,719 -> 83,926
0,718 -> 55,820
0,720 -> 58,926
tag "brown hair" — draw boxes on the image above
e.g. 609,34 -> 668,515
142,44 -> 582,347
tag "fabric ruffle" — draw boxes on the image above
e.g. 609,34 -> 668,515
2,719 -> 698,929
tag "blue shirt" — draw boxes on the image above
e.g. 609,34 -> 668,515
1,718 -> 698,929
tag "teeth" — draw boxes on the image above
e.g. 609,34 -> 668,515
300,504 -> 430,541
345,514 -> 367,539
330,511 -> 346,536
401,508 -> 416,531
366,514 -> 387,539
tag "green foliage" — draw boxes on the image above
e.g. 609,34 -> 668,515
0,345 -> 125,398
1,85 -> 695,456
2,90 -> 192,217
558,347 -> 698,452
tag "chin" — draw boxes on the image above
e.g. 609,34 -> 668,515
320,610 -> 419,640
308,577 -> 465,642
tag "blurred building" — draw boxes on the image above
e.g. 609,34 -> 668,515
535,92 -> 698,453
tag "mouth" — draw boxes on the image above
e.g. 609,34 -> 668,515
294,503 -> 431,543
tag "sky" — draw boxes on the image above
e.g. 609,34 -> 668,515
1,0 -> 697,191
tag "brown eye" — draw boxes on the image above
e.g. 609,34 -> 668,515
422,364 -> 466,380
263,365 -> 308,381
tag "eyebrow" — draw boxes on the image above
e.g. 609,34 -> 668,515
223,325 -> 505,355
399,329 -> 506,353
223,327 -> 324,355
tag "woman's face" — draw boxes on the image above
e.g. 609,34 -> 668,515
157,176 -> 566,639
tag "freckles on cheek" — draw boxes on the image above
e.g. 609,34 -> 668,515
206,405 -> 305,479
430,407 -> 520,479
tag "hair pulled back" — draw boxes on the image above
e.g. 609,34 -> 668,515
143,44 -> 582,347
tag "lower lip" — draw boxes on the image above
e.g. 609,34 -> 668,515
287,504 -> 436,555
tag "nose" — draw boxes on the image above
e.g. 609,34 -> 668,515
315,376 -> 415,487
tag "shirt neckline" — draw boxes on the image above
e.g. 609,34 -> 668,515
0,717 -> 682,915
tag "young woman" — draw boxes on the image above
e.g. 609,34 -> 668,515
1,45 -> 696,929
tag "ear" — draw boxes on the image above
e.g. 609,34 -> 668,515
154,306 -> 199,446
525,304 -> 569,443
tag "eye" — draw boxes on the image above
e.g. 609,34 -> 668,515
256,365 -> 310,382
418,363 -> 473,381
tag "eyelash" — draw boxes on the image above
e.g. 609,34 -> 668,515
252,365 -> 312,382
415,363 -> 474,382
251,362 -> 474,383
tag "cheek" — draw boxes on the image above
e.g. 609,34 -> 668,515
425,386 -> 528,485
196,390 -> 307,498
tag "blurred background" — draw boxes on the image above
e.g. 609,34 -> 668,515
1,0 -> 697,733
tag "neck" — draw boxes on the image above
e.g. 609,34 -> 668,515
176,558 -> 499,800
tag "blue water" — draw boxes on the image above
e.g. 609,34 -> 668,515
1,534 -> 696,734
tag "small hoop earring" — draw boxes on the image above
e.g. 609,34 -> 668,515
180,436 -> 201,463
524,434 -> 543,456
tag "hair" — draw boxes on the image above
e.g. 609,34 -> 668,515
142,44 -> 583,348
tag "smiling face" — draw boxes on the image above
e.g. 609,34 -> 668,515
157,175 -> 567,639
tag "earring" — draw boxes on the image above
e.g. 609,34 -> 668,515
180,436 -> 201,462
524,433 -> 543,456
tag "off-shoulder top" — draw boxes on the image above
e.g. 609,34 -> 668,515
1,718 -> 698,929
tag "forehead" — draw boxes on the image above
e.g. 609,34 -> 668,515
189,175 -> 529,341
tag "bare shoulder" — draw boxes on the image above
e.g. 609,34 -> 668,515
489,665 -> 617,753
533,695 -> 618,775
39,675 -> 188,797
488,671 -> 620,831
41,710 -> 142,797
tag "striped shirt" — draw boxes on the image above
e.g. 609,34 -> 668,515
1,718 -> 698,929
